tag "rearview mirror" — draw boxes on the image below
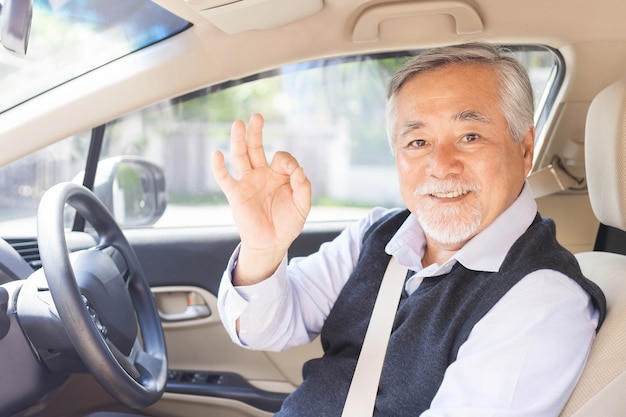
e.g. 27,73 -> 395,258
0,0 -> 33,56
92,157 -> 167,227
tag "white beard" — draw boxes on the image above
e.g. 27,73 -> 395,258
413,180 -> 482,246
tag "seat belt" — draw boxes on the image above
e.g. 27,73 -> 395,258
341,256 -> 408,417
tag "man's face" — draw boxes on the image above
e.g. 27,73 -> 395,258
393,63 -> 534,248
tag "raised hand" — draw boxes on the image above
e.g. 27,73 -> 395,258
211,114 -> 311,285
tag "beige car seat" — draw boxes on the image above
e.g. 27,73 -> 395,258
559,78 -> 626,416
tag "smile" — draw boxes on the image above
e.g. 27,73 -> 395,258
429,189 -> 472,198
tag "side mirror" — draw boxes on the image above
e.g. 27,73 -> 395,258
93,157 -> 167,227
0,0 -> 33,56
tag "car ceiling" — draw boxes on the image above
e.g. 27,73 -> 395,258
1,0 -> 625,173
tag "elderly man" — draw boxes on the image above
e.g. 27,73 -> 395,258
211,43 -> 606,417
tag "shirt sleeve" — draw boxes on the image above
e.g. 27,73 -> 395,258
217,207 -> 393,351
421,270 -> 599,417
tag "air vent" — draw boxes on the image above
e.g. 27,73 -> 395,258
8,239 -> 41,269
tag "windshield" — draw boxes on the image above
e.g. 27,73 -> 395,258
0,0 -> 190,113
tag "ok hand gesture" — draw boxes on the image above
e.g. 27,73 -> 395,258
211,114 -> 311,285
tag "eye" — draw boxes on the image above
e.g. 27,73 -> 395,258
409,139 -> 427,148
463,133 -> 480,142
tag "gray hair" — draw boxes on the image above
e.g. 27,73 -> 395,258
385,43 -> 534,152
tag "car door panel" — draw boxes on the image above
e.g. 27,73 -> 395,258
125,225 -> 344,295
123,225 -> 338,415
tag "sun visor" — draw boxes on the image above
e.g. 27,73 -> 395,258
187,0 -> 324,33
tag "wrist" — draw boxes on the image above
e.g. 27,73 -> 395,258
233,245 -> 287,286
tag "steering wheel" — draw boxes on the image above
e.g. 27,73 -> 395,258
37,182 -> 167,409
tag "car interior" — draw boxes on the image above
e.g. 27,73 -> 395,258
1,0 -> 626,416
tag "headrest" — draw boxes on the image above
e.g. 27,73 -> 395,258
585,79 -> 626,231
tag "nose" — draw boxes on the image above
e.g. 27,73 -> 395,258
426,143 -> 463,179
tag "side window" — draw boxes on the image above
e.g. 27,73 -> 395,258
101,54 -> 405,227
0,46 -> 560,234
100,47 -> 561,228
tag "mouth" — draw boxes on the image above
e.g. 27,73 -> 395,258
415,180 -> 481,201
429,189 -> 472,199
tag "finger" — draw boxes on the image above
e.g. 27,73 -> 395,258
270,151 -> 299,176
211,150 -> 237,193
270,152 -> 311,218
290,166 -> 312,219
229,119 -> 252,176
246,114 -> 268,169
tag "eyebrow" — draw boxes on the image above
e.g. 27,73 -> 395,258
398,110 -> 492,138
453,110 -> 491,123
398,121 -> 425,137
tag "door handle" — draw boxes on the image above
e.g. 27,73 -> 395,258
152,287 -> 213,323
159,304 -> 210,322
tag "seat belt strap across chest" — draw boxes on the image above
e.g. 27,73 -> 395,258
341,256 -> 408,417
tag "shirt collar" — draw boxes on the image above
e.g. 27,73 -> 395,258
386,182 -> 537,273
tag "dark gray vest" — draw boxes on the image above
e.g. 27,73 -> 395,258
276,210 -> 606,417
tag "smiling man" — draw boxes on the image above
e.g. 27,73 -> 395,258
211,43 -> 606,417
392,61 -> 534,265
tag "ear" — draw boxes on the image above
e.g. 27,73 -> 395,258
521,126 -> 535,176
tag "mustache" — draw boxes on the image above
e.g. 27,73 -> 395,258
414,180 -> 481,196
